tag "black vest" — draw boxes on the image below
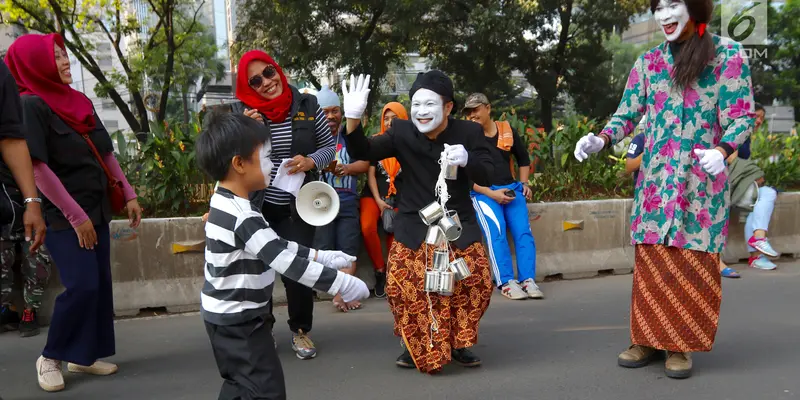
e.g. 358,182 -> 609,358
230,85 -> 320,184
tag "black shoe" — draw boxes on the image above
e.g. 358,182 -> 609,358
451,348 -> 482,367
19,309 -> 39,337
395,350 -> 416,369
374,272 -> 387,298
0,304 -> 20,332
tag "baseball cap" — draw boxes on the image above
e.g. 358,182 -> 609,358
462,93 -> 489,113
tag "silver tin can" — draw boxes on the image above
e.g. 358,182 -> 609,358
424,225 -> 446,246
449,258 -> 471,281
424,270 -> 440,293
418,201 -> 445,226
436,271 -> 455,296
433,249 -> 450,271
444,163 -> 459,180
437,212 -> 462,241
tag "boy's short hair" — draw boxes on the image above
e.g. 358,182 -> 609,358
196,111 -> 271,181
755,103 -> 764,112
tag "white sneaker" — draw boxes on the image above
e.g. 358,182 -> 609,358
500,281 -> 528,300
36,356 -> 65,392
520,278 -> 544,299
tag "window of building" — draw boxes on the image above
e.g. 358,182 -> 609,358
96,42 -> 112,52
103,120 -> 119,130
98,56 -> 112,67
102,100 -> 116,110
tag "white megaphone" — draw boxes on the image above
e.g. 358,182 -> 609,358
295,181 -> 340,226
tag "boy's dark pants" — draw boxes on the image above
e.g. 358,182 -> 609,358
205,315 -> 286,400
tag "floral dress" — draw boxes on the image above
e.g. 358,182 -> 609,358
601,34 -> 755,254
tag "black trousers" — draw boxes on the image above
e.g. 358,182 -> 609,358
205,316 -> 285,400
261,201 -> 316,333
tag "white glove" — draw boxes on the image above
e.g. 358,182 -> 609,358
693,149 -> 726,176
338,274 -> 370,303
573,133 -> 606,162
341,74 -> 371,119
443,144 -> 469,167
314,250 -> 356,270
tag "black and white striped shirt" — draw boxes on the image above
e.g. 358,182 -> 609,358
264,108 -> 336,205
202,187 -> 345,325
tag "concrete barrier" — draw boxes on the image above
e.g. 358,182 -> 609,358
35,192 -> 798,320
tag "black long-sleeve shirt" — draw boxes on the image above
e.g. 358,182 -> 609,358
346,118 -> 494,250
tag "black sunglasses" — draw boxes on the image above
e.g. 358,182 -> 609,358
248,65 -> 277,88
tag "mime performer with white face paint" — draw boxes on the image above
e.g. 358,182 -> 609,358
340,71 -> 496,374
573,0 -> 755,379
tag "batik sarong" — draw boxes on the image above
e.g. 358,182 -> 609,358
386,241 -> 493,373
631,244 -> 722,353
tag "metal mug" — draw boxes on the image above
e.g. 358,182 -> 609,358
449,258 -> 471,281
433,249 -> 450,271
437,211 -> 462,241
436,271 -> 455,296
419,201 -> 445,225
424,225 -> 446,246
444,163 -> 459,180
424,270 -> 440,293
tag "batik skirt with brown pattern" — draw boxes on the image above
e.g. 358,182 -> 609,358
386,241 -> 493,374
631,244 -> 722,353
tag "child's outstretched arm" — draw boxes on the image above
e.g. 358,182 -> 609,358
235,210 -> 368,302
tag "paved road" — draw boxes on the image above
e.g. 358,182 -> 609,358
2,260 -> 799,400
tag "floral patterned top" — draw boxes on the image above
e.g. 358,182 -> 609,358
601,34 -> 755,254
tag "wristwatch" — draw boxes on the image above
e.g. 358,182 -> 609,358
24,197 -> 42,205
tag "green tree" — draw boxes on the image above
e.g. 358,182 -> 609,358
421,0 -> 647,131
417,1 -> 526,104
231,0 -> 429,114
1,0 -> 214,132
513,0 -> 649,132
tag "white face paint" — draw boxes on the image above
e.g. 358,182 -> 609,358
654,0 -> 690,42
410,89 -> 445,134
258,141 -> 273,188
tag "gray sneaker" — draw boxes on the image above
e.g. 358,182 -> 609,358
291,330 -> 317,360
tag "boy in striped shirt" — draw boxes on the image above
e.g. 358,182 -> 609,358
196,112 -> 369,399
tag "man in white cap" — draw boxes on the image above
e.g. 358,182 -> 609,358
314,85 -> 370,311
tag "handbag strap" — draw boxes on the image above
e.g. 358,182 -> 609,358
80,133 -> 117,185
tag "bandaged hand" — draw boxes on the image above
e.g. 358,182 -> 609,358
573,133 -> 606,162
338,274 -> 370,303
443,144 -> 469,167
341,74 -> 371,119
693,149 -> 726,176
315,250 -> 356,270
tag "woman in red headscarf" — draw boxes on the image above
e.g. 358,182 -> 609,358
359,102 -> 407,298
5,33 -> 141,392
230,50 -> 336,360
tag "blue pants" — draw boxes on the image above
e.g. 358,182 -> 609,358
745,186 -> 777,252
471,182 -> 536,287
42,223 -> 115,366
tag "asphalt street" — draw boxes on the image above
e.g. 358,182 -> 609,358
1,259 -> 798,400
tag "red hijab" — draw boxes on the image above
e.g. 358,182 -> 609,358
4,33 -> 96,134
235,51 -> 292,123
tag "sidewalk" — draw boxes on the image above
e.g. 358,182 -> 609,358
1,260 -> 799,400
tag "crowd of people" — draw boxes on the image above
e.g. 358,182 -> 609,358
0,0 -> 786,397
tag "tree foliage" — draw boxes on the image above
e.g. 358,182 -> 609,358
1,0 -> 220,132
232,0 -> 429,114
418,0 -> 648,131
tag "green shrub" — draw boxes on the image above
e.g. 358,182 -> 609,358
750,125 -> 800,191
112,118 -> 213,218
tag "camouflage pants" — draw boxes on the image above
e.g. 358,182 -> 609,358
0,239 -> 52,310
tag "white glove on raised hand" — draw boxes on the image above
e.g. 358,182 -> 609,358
341,74 -> 371,119
693,149 -> 726,176
314,250 -> 356,270
338,274 -> 370,303
443,144 -> 469,167
573,133 -> 606,162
